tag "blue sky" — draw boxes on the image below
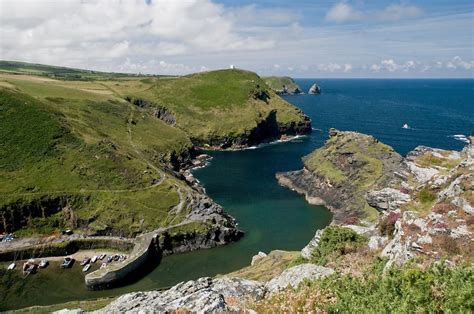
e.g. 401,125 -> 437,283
1,0 -> 473,77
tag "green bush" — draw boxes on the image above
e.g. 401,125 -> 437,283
418,188 -> 436,204
312,261 -> 474,313
310,226 -> 367,265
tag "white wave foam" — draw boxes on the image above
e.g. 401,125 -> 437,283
450,134 -> 470,144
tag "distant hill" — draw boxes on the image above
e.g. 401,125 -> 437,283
263,76 -> 302,95
0,60 -> 162,81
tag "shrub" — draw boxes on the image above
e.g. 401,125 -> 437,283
432,203 -> 457,214
315,261 -> 474,313
310,226 -> 367,266
418,188 -> 436,204
466,216 -> 474,226
251,262 -> 474,313
439,235 -> 460,255
342,216 -> 359,225
379,211 -> 401,237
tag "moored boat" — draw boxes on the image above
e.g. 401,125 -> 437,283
80,257 -> 91,266
91,255 -> 98,263
39,259 -> 49,268
60,257 -> 74,269
82,264 -> 91,272
7,263 -> 15,270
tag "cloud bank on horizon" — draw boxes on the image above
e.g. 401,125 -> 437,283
0,0 -> 473,77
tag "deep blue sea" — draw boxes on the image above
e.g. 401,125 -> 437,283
4,79 -> 473,310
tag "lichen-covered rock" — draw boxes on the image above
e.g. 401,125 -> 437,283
95,277 -> 266,313
265,264 -> 334,293
301,229 -> 322,259
366,188 -> 411,212
251,251 -> 268,266
368,235 -> 388,250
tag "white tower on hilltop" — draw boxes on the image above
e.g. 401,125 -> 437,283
230,64 -> 235,69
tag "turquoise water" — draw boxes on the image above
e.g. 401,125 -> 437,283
2,79 -> 472,310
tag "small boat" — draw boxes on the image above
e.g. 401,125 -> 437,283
107,255 -> 114,263
24,264 -> 37,275
100,262 -> 107,269
402,123 -> 409,129
99,254 -> 106,260
39,259 -> 49,268
7,263 -> 15,270
113,254 -> 120,262
60,257 -> 74,269
80,257 -> 91,266
91,255 -> 98,263
82,264 -> 91,272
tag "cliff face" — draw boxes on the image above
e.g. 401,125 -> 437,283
276,128 -> 406,223
192,109 -> 311,149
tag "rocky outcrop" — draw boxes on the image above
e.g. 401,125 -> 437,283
251,251 -> 268,266
301,229 -> 323,259
366,188 -> 411,211
91,262 -> 334,312
265,263 -> 334,293
95,277 -> 266,313
125,97 -> 177,125
308,83 -> 321,94
277,129 -> 406,223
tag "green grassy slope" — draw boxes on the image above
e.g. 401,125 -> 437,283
0,62 -> 310,236
104,69 -> 309,146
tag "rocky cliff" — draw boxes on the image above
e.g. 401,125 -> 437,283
192,109 -> 311,149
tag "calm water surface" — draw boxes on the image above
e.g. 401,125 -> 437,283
1,79 -> 472,310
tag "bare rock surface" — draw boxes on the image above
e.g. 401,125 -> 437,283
265,263 -> 334,293
95,277 -> 265,313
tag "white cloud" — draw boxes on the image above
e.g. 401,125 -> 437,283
0,0 -> 274,72
343,64 -> 353,72
446,56 -> 473,69
376,5 -> 423,21
325,3 -> 423,24
370,59 -> 419,72
325,3 -> 362,23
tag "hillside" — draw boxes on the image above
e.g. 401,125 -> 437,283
263,76 -> 302,95
0,62 -> 310,239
